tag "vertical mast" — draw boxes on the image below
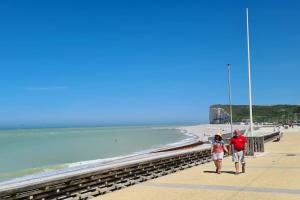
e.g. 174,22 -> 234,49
246,8 -> 254,137
227,64 -> 233,137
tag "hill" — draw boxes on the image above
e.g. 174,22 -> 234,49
210,104 -> 300,123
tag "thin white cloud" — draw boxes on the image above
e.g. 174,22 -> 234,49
25,86 -> 68,91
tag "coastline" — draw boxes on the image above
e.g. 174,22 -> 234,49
0,124 -> 275,186
177,124 -> 248,141
0,123 -> 281,193
0,125 -> 190,182
0,124 -> 198,185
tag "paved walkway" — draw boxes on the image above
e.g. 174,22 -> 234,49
94,127 -> 300,200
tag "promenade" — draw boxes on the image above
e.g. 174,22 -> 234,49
95,127 -> 300,200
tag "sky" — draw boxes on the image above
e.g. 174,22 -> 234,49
0,0 -> 299,127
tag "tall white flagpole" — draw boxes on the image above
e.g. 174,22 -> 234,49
246,8 -> 254,138
227,64 -> 233,137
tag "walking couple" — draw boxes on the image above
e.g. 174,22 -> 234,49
211,129 -> 248,175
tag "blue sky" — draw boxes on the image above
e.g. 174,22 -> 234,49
0,0 -> 299,127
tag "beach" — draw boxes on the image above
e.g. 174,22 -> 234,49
0,123 -> 284,199
178,124 -> 247,141
0,125 -> 192,182
178,124 -> 279,141
0,123 -> 278,188
0,123 -> 219,184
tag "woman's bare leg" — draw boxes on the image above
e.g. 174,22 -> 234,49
217,160 -> 222,174
214,160 -> 218,172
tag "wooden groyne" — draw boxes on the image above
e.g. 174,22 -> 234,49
0,131 -> 281,200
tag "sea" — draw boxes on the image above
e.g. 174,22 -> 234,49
0,124 -> 197,182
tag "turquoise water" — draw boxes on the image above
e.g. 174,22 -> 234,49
0,125 -> 191,182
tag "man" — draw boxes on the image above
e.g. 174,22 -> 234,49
230,129 -> 248,174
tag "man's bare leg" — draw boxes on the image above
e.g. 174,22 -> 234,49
242,163 -> 246,173
235,162 -> 239,174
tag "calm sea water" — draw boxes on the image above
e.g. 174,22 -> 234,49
0,125 -> 192,182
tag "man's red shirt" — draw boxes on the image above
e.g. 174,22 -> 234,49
230,135 -> 248,151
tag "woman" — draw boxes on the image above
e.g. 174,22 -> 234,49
211,132 -> 228,174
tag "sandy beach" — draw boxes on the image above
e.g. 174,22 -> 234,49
0,123 -> 284,199
178,124 -> 247,141
0,123 -> 280,191
178,124 -> 281,142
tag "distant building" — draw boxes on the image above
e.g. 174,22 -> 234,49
209,107 -> 230,124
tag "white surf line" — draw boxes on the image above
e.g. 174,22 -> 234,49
140,183 -> 300,195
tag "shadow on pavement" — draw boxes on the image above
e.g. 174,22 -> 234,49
203,170 -> 236,174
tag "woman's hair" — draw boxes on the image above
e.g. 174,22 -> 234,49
214,135 -> 222,141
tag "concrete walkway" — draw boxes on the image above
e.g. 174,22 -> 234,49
94,127 -> 300,200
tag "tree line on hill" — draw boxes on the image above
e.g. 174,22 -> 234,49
210,104 -> 300,123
